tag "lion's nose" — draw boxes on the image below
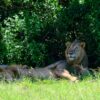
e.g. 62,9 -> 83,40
69,51 -> 73,55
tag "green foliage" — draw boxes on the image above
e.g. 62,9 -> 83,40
0,0 -> 61,66
0,0 -> 100,67
55,0 -> 100,67
1,13 -> 25,64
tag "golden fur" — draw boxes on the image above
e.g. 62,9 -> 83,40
65,39 -> 89,76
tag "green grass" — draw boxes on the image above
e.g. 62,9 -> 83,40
0,76 -> 100,100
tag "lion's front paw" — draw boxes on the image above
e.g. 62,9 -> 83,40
71,76 -> 79,82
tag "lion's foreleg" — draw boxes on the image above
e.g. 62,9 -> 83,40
73,65 -> 90,78
54,69 -> 78,82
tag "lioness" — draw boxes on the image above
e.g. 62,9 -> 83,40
46,39 -> 90,79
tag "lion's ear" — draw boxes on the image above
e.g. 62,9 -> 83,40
65,42 -> 71,48
80,42 -> 86,48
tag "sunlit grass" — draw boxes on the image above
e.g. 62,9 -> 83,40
0,74 -> 100,100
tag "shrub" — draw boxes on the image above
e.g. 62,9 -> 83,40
0,0 -> 100,68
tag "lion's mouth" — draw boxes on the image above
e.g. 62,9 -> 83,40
68,58 -> 75,61
67,54 -> 76,61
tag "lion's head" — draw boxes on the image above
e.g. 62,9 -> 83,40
65,39 -> 88,67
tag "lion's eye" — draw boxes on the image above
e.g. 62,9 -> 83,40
75,47 -> 78,51
68,47 -> 79,54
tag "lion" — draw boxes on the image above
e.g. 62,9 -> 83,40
65,39 -> 88,67
0,67 -> 16,81
0,40 -> 89,81
0,65 -> 28,81
0,64 -> 77,82
45,60 -> 78,81
46,39 -> 90,79
65,39 -> 90,77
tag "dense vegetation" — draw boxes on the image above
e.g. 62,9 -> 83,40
0,0 -> 100,68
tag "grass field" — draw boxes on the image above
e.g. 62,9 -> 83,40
0,75 -> 100,100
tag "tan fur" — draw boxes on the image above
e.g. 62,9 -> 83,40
0,65 -> 78,82
0,65 -> 27,81
65,40 -> 88,67
0,67 -> 15,81
65,40 -> 89,76
18,67 -> 78,81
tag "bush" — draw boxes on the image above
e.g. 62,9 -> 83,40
0,0 -> 61,67
0,0 -> 100,68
